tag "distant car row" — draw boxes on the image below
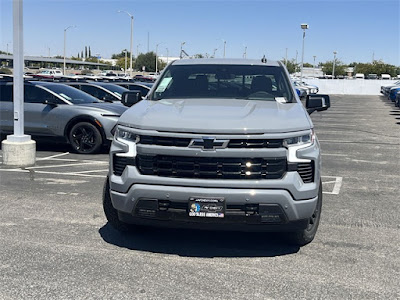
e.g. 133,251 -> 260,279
380,80 -> 400,107
0,75 -> 153,154
291,80 -> 319,99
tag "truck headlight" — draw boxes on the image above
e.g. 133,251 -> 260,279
283,130 -> 314,148
115,127 -> 139,143
284,130 -> 315,163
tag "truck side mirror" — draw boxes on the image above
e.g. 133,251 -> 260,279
306,94 -> 330,114
121,90 -> 142,107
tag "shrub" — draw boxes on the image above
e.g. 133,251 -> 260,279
0,68 -> 12,75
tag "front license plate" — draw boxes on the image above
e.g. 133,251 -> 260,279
188,197 -> 225,218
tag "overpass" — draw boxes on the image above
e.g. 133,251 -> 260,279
0,54 -> 117,70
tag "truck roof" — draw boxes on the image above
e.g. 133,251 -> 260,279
171,58 -> 281,67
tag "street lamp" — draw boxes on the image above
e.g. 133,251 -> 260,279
222,39 -> 226,58
123,49 -> 127,74
166,48 -> 169,64
136,44 -> 141,57
155,43 -> 161,74
313,55 -> 316,77
300,23 -> 309,81
117,10 -> 134,77
243,46 -> 247,59
332,51 -> 337,79
63,25 -> 76,75
213,48 -> 218,58
180,41 -> 185,59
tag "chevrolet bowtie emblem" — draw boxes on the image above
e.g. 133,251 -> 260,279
189,137 -> 229,150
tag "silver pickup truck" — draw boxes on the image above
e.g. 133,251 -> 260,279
103,58 -> 330,246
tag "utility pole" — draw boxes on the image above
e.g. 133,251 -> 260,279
166,48 -> 169,64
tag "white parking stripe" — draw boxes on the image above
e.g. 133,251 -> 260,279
0,168 -> 106,178
25,162 -> 108,170
37,152 -> 70,160
322,176 -> 343,195
71,169 -> 109,174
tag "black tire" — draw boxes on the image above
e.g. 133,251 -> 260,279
287,179 -> 323,246
103,176 -> 132,233
68,122 -> 103,154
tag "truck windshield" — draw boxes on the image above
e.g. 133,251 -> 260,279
150,64 -> 294,102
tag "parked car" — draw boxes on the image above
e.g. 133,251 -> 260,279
61,81 -> 129,102
0,77 -> 127,154
367,74 -> 378,80
293,80 -> 319,94
395,91 -> 400,107
33,69 -> 63,78
104,58 -> 331,246
381,81 -> 400,95
355,73 -> 365,79
133,74 -> 156,82
388,87 -> 400,101
381,74 -> 391,80
112,81 -> 152,96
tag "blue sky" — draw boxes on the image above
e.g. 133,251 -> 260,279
1,0 -> 399,65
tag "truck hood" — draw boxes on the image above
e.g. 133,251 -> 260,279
118,98 -> 312,134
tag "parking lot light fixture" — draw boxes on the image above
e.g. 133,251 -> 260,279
117,10 -> 134,77
155,43 -> 161,74
300,23 -> 309,81
313,55 -> 316,77
180,41 -> 185,59
63,25 -> 76,75
332,51 -> 337,79
166,47 -> 169,64
123,50 -> 127,73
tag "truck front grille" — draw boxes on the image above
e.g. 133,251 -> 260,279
136,155 -> 287,180
139,135 -> 283,149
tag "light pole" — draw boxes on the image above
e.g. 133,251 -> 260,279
243,46 -> 247,59
180,41 -> 185,59
222,39 -> 226,58
117,10 -> 134,77
213,48 -> 218,58
136,44 -> 140,57
166,48 -> 169,64
300,23 -> 309,81
285,48 -> 288,67
313,55 -> 316,77
155,43 -> 161,74
63,25 -> 76,75
332,51 -> 337,79
123,49 -> 127,74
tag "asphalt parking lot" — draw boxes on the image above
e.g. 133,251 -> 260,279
0,95 -> 399,299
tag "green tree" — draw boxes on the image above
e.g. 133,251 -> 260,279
321,60 -> 346,76
134,52 -> 163,72
0,67 -> 12,74
193,54 -> 204,59
112,50 -> 131,59
282,59 -> 298,74
116,57 -> 128,71
303,62 -> 313,68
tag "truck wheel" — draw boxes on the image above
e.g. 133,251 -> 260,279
103,176 -> 132,233
69,122 -> 103,154
287,179 -> 322,246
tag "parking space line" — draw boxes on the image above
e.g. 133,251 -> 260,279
322,176 -> 343,195
71,169 -> 108,174
0,168 -> 106,178
37,152 -> 70,161
26,162 -> 108,170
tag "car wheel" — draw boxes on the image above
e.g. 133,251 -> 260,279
68,122 -> 103,154
287,179 -> 322,246
103,176 -> 132,232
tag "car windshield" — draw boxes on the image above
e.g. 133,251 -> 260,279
150,64 -> 294,102
42,84 -> 101,104
94,83 -> 129,97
